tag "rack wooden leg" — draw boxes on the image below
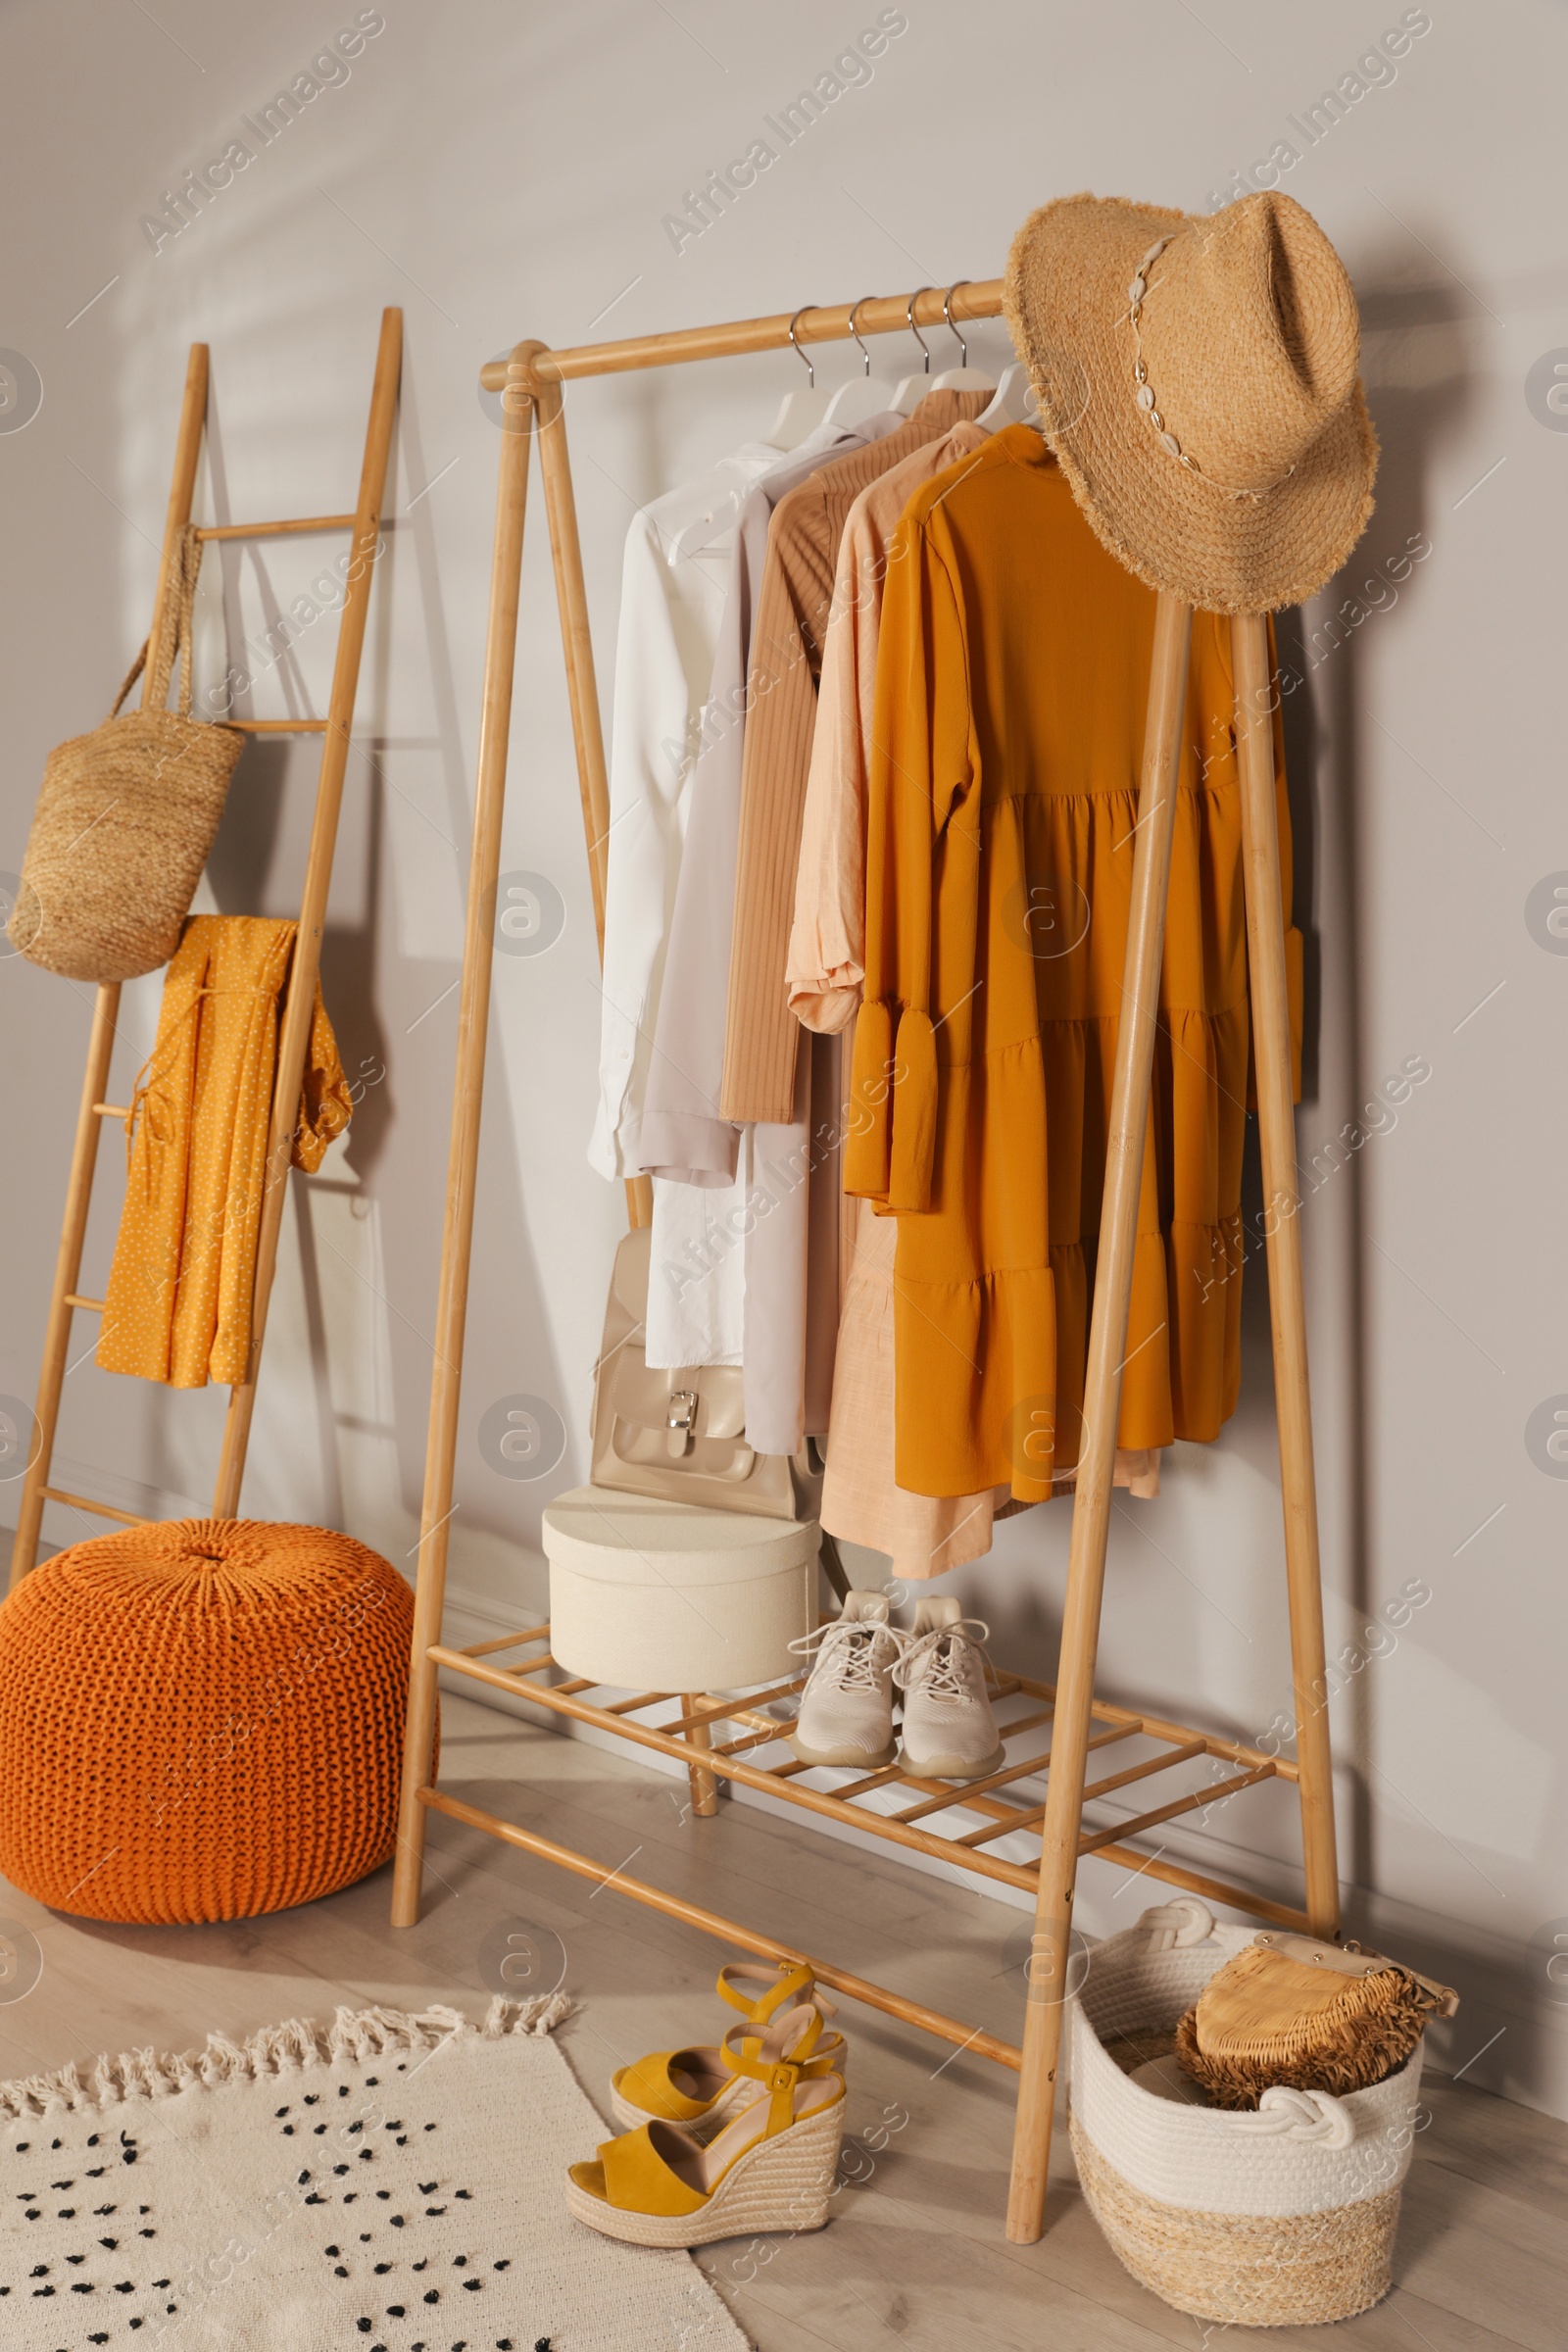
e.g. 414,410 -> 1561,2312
390,352 -> 537,1929
7,983 -> 122,1589
1232,612 -> 1341,1938
679,1695 -> 719,1818
1006,593 -> 1194,2244
528,361 -> 652,1233
212,307 -> 403,1519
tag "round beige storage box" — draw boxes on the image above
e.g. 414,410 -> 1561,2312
542,1486 -> 817,1690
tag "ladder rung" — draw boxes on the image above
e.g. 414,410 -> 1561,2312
228,718 -> 331,734
92,1102 -> 130,1119
194,514 -> 358,541
64,1294 -> 105,1311
40,1486 -> 152,1527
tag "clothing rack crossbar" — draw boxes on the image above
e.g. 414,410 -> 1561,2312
476,281 -> 1006,390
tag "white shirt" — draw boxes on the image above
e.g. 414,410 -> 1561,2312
591,446 -> 779,1372
589,444 -> 781,1181
637,419 -> 897,1381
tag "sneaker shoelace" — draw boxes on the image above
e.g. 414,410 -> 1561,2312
789,1617 -> 904,1695
894,1618 -> 993,1706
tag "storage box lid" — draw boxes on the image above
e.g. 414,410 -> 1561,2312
542,1485 -> 818,1586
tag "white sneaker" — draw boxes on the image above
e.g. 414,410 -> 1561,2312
896,1596 -> 1004,1781
789,1592 -> 906,1769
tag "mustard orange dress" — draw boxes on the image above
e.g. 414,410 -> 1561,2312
97,915 -> 354,1390
843,425 -> 1299,1502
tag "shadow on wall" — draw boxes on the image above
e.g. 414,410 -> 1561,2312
1305,250 -> 1479,1902
950,246 -> 1482,1916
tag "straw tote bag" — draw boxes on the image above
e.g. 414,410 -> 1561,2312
8,526 -> 244,982
590,1225 -> 821,1522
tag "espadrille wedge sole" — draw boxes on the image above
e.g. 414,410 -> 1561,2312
566,2093 -> 844,2248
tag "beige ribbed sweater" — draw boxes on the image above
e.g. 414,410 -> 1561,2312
717,389 -> 989,1126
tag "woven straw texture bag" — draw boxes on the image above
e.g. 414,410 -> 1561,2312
1068,1899 -> 1425,2328
8,525 -> 243,982
0,1518 -> 427,1925
1174,1929 -> 1455,2107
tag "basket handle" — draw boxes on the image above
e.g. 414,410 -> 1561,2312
1136,1897 -> 1213,1950
1232,2084 -> 1355,2149
108,526 -> 206,720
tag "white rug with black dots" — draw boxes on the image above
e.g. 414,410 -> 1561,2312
0,1996 -> 750,2351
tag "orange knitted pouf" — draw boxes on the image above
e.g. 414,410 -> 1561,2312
0,1518 -> 424,1925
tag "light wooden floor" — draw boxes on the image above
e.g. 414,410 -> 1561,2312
0,1693 -> 1562,2351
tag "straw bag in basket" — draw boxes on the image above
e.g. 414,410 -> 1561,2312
1068,1899 -> 1428,2328
590,1225 -> 821,1521
8,526 -> 243,982
1174,1928 -> 1457,2109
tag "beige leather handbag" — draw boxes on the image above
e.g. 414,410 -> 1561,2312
589,1226 -> 819,1521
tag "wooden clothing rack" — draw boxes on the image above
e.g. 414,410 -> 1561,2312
390,280 -> 1341,2243
7,310 -> 402,1585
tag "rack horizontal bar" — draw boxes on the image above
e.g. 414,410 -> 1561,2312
476,277 -> 1005,390
418,1785 -> 1023,2070
421,1627 -> 1311,1950
1079,1763 -> 1278,1858
194,514 -> 357,541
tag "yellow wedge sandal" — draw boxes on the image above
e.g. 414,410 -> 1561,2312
568,2004 -> 848,2247
610,1956 -> 841,2134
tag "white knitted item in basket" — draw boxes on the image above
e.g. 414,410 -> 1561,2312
1066,1899 -> 1423,2327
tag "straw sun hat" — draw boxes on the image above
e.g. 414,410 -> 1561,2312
1004,190 -> 1377,613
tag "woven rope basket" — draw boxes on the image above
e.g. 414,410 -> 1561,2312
8,526 -> 243,982
1068,1899 -> 1424,2327
0,1519 -> 425,1924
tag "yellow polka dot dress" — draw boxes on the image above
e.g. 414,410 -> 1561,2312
97,915 -> 353,1389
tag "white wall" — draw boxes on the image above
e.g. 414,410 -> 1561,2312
1,0 -> 1563,2115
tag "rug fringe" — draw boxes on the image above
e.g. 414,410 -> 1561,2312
0,1993 -> 574,2120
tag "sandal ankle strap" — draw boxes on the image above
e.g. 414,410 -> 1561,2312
715,1957 -> 835,2040
718,2005 -> 840,2134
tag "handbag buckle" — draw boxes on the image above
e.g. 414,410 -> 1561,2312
666,1390 -> 699,1436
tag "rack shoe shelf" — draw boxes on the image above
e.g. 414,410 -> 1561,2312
420,1618 -> 1311,2076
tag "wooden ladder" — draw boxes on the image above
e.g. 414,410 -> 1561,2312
7,308 -> 402,1587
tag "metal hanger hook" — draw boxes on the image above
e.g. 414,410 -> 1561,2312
906,288 -> 934,373
849,297 -> 876,377
943,281 -> 971,368
787,308 -> 816,389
